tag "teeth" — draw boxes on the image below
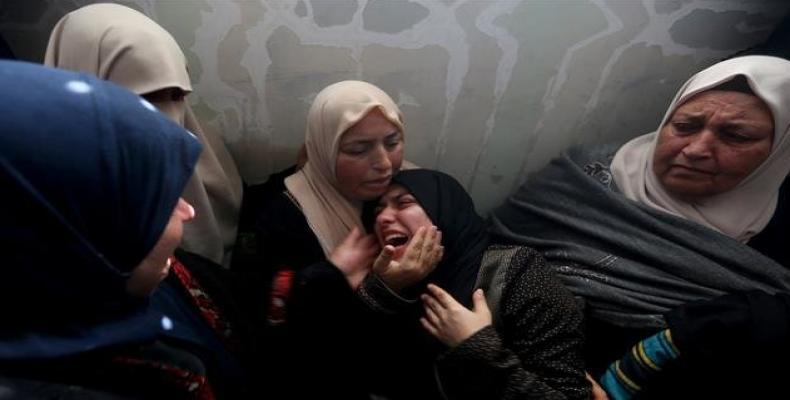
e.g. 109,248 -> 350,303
385,234 -> 408,246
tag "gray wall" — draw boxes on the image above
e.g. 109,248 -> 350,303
2,0 -> 787,212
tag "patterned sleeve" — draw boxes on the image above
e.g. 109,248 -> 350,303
357,272 -> 418,314
435,247 -> 589,400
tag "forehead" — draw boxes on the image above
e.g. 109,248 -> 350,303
379,184 -> 409,203
674,90 -> 771,118
340,109 -> 398,143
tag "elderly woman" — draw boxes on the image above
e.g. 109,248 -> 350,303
45,3 -> 243,268
0,61 -> 252,398
490,55 -> 790,379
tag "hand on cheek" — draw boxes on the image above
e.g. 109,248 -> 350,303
373,226 -> 443,292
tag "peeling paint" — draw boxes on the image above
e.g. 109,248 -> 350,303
1,0 -> 788,211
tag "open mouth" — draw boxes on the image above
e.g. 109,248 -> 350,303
385,234 -> 409,247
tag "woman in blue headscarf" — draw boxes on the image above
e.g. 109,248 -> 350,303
0,60 -> 250,399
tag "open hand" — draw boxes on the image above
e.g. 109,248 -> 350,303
420,284 -> 492,347
372,226 -> 443,292
329,227 -> 379,289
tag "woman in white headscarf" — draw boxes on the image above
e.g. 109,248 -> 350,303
253,80 -> 406,319
490,55 -> 790,380
249,80 -> 420,399
45,3 -> 243,268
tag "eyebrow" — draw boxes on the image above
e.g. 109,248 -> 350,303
342,131 -> 400,145
672,111 -> 706,120
377,191 -> 410,207
340,139 -> 373,146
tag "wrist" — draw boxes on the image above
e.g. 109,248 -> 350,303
345,269 -> 369,290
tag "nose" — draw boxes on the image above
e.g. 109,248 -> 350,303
371,144 -> 392,172
376,206 -> 396,226
681,130 -> 715,160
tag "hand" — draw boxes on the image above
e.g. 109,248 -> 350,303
587,372 -> 609,400
420,284 -> 492,347
372,226 -> 443,292
329,227 -> 379,289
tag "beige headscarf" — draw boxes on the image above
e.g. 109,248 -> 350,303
612,55 -> 790,243
45,3 -> 243,267
285,81 -> 404,256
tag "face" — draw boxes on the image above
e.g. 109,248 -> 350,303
336,108 -> 404,201
652,90 -> 774,200
126,198 -> 195,297
142,88 -> 188,125
374,184 -> 433,261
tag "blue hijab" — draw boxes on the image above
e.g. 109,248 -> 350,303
0,60 -> 201,359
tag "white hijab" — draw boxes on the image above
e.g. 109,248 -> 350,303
612,55 -> 790,243
285,81 -> 404,256
45,3 -> 243,267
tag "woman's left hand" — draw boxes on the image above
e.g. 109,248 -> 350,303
420,284 -> 492,347
373,226 -> 443,292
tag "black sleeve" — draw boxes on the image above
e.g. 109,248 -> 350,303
666,289 -> 790,366
635,290 -> 790,399
231,165 -> 297,272
436,248 -> 589,400
255,191 -> 325,272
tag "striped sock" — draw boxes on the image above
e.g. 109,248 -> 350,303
599,329 -> 680,400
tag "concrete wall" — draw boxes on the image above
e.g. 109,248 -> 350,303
2,0 -> 787,212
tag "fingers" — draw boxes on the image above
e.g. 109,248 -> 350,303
420,317 -> 439,338
472,289 -> 489,313
428,229 -> 444,265
421,227 -> 442,266
587,373 -> 610,400
372,245 -> 395,273
403,226 -> 427,262
360,234 -> 380,256
346,226 -> 362,241
422,298 -> 441,325
421,292 -> 445,317
426,283 -> 457,309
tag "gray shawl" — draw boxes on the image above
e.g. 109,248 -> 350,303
490,144 -> 790,329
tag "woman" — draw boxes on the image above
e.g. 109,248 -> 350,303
489,55 -> 790,376
247,80 -> 408,398
45,3 -> 243,268
0,60 -> 249,399
364,169 -> 589,399
252,80 -> 406,320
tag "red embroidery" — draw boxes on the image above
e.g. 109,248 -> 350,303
268,268 -> 295,325
112,356 -> 216,400
170,257 -> 238,352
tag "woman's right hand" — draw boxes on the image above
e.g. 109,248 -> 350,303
372,226 -> 443,292
329,227 -> 379,289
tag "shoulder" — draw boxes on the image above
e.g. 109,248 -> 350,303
481,244 -> 546,281
478,245 -> 551,320
256,190 -> 309,233
483,245 -> 579,316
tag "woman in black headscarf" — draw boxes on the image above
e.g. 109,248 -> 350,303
0,60 -> 250,399
363,169 -> 589,399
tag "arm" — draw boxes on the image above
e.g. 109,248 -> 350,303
431,248 -> 589,400
599,290 -> 790,399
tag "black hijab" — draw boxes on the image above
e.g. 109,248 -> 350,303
0,60 -> 201,359
366,169 -> 489,306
